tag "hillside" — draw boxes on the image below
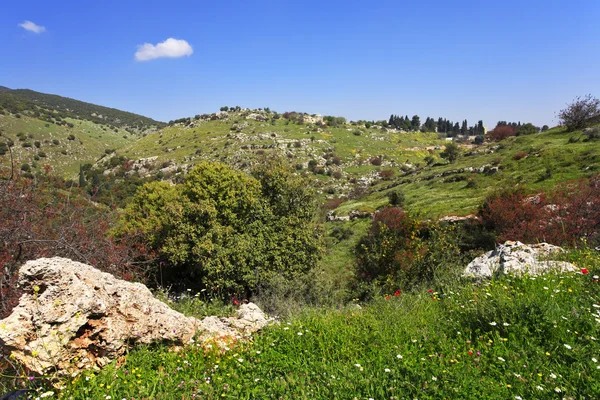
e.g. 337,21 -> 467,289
0,87 -> 165,132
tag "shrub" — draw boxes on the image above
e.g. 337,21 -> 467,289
440,142 -> 460,163
478,176 -> 600,247
558,94 -> 600,132
512,151 -> 528,160
488,126 -> 516,142
370,157 -> 382,166
332,171 -> 342,179
354,208 -> 461,296
68,134 -> 75,141
114,160 -> 323,299
379,169 -> 395,180
387,190 -> 405,207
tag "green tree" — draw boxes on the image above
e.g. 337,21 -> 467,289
440,141 -> 461,163
115,161 -> 323,298
517,123 -> 538,135
411,115 -> 421,131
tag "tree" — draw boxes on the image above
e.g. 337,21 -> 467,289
558,94 -> 600,132
488,125 -> 517,142
411,115 -> 420,131
541,125 -> 549,132
440,141 -> 460,163
517,123 -> 539,135
115,161 -> 323,298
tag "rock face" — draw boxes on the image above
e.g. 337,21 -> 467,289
463,241 -> 578,279
0,258 -> 270,375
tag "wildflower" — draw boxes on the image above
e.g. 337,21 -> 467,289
40,392 -> 54,398
431,376 -> 437,381
497,357 -> 505,362
554,387 -> 561,393
428,289 -> 433,293
384,368 -> 391,373
503,322 -> 510,326
545,352 -> 551,356
515,396 -> 522,400
106,397 -> 111,400
385,295 -> 391,300
489,322 -> 497,326
396,354 -> 403,359
297,332 -> 303,336
592,357 -> 597,363
237,358 -> 244,363
536,385 -> 544,390
564,344 -> 572,350
550,373 -> 557,379
581,268 -> 589,274
394,290 -> 401,296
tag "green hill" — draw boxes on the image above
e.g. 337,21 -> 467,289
0,87 -> 165,132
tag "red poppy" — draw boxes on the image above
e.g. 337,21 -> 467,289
427,289 -> 433,293
581,268 -> 589,275
385,295 -> 391,300
394,290 -> 402,296
232,299 -> 239,306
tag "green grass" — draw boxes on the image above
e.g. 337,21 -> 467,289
17,249 -> 598,399
0,115 -> 134,177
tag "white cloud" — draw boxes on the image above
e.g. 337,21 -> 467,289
18,20 -> 46,34
135,38 -> 193,61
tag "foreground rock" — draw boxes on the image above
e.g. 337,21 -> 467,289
0,258 -> 269,376
463,241 -> 578,278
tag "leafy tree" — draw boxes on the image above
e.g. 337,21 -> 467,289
115,161 -> 323,298
517,123 -> 538,135
558,94 -> 600,132
411,115 -> 421,131
541,125 -> 549,132
440,142 -> 460,163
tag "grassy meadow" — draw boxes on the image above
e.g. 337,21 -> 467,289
36,249 -> 599,399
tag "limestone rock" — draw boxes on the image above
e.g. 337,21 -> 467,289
463,241 -> 578,279
0,258 -> 270,375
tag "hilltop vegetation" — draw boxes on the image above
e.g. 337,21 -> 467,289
0,87 -> 165,132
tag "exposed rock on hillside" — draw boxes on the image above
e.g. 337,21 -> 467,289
463,241 -> 578,278
0,258 -> 270,376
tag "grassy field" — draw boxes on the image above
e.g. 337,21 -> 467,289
19,248 -> 597,399
0,114 -> 134,178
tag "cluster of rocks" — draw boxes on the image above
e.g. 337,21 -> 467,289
0,258 -> 271,376
462,241 -> 578,279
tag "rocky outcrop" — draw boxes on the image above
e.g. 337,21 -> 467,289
463,241 -> 578,279
0,258 -> 270,376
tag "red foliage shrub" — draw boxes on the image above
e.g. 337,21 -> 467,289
479,175 -> 600,247
488,126 -> 517,142
512,151 -> 528,160
323,198 -> 345,210
379,169 -> 395,180
370,157 -> 383,166
0,173 -> 150,318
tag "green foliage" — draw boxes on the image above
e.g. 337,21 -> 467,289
517,122 -> 539,135
354,208 -> 462,297
115,160 -> 323,299
440,141 -> 461,163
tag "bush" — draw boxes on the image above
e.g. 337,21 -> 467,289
387,190 -> 405,206
558,94 -> 600,132
488,126 -> 516,142
440,142 -> 460,163
478,176 -> 600,247
512,151 -> 528,160
379,169 -> 395,180
115,160 -> 323,299
354,208 -> 461,297
370,157 -> 382,166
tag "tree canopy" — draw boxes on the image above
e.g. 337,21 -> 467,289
114,160 -> 323,299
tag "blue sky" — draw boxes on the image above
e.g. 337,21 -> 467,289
1,0 -> 598,127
